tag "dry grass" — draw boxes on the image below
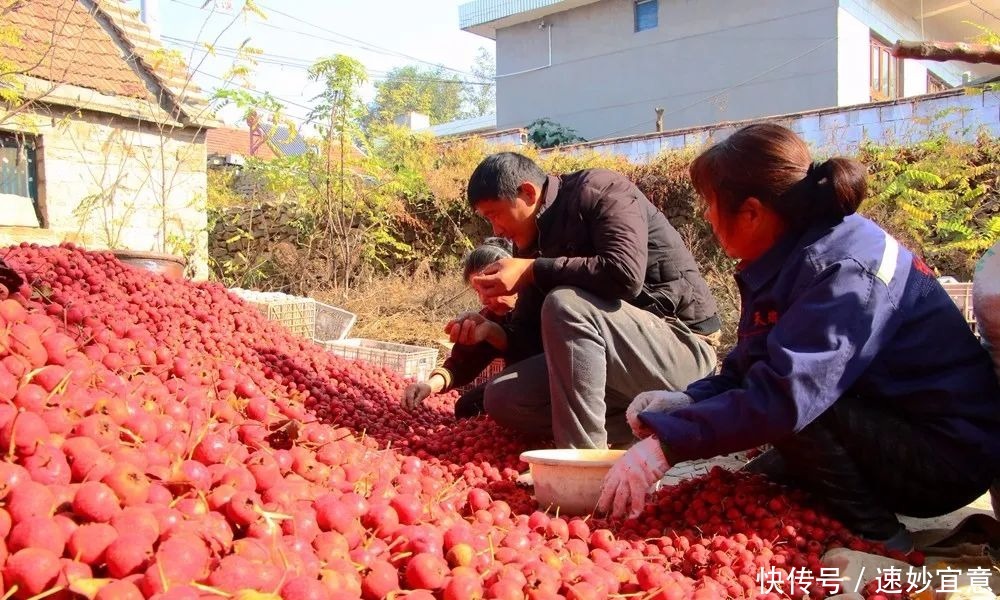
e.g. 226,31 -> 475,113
312,250 -> 743,368
676,223 -> 741,359
313,273 -> 480,354
704,270 -> 741,360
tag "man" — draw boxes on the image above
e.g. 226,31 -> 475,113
455,152 -> 720,449
973,240 -> 1000,520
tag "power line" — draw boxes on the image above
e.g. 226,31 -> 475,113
195,70 -> 313,119
166,0 -> 482,79
162,35 -> 493,86
251,0 -> 481,79
968,1 -> 1000,25
168,0 -> 427,61
162,34 -> 313,67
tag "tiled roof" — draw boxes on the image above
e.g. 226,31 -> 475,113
1,0 -> 148,99
0,0 -> 214,126
94,0 -> 213,125
207,127 -> 278,159
259,123 -> 309,157
207,124 -> 312,159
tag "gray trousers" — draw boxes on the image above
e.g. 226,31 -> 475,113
483,286 -> 717,449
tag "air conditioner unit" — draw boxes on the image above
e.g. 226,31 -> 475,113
225,154 -> 246,167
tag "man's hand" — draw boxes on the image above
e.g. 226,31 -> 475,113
596,437 -> 671,519
470,258 -> 534,299
445,312 -> 507,350
625,391 -> 693,438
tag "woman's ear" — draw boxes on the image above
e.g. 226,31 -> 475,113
742,196 -> 787,244
741,197 -> 765,225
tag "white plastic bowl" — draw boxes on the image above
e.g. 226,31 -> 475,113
520,449 -> 626,516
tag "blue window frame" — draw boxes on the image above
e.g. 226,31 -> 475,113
634,0 -> 658,32
0,132 -> 37,201
0,131 -> 42,227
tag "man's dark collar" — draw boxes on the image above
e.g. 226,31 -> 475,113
536,175 -> 561,219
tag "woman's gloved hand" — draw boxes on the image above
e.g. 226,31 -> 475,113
625,390 -> 692,437
597,436 -> 671,519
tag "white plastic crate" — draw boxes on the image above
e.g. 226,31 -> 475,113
314,301 -> 356,342
263,299 -> 317,339
324,338 -> 438,381
229,288 -> 317,339
941,281 -> 976,333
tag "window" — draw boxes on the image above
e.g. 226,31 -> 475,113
870,34 -> 902,101
634,0 -> 657,32
0,131 -> 42,227
927,71 -> 950,93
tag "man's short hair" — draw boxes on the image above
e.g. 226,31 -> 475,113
467,152 -> 547,207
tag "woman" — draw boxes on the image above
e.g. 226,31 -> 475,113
401,238 -> 530,418
598,123 -> 1000,551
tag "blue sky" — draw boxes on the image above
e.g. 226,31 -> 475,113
127,0 -> 495,125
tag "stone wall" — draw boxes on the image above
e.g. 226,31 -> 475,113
209,201 -> 305,274
0,105 -> 209,278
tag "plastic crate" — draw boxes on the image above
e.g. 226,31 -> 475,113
314,301 -> 357,342
324,338 -> 438,381
229,289 -> 317,338
458,358 -> 507,393
941,281 -> 976,333
263,299 -> 317,339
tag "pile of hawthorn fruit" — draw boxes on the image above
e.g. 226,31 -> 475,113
0,243 -> 918,600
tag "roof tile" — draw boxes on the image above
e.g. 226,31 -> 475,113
0,0 -> 214,126
207,127 -> 278,159
1,0 -> 150,99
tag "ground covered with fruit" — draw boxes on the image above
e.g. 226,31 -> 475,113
0,244 -> 921,600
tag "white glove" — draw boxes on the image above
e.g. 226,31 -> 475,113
596,437 -> 671,519
625,391 -> 692,438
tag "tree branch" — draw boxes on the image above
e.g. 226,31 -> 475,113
892,41 -> 1000,66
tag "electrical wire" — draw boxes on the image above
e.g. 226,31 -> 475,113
252,0 -> 482,79
166,0 -> 482,79
968,0 -> 1000,25
196,70 -> 313,121
161,35 -> 493,85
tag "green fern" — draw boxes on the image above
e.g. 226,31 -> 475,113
861,132 -> 999,276
985,215 -> 1000,238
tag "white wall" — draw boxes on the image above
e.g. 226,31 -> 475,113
839,0 -> 962,91
902,58 -> 929,97
837,7 -> 876,106
546,90 -> 1000,162
495,0 -> 841,140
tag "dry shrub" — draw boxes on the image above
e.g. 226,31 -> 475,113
314,272 -> 480,352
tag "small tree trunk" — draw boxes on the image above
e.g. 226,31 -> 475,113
892,41 -> 1000,66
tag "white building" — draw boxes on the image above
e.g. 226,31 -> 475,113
458,0 -> 1000,140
